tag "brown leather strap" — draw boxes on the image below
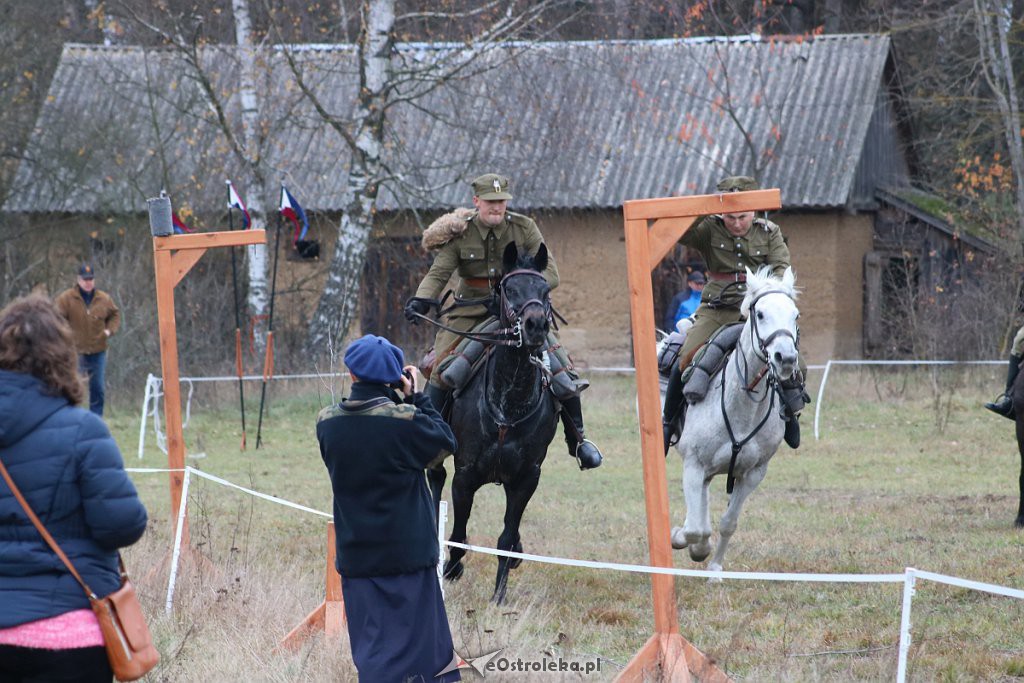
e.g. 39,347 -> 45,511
706,271 -> 746,282
462,277 -> 492,288
0,457 -> 97,598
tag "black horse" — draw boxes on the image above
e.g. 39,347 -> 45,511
427,242 -> 560,604
1012,366 -> 1024,527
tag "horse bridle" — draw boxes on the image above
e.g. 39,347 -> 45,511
747,289 -> 798,367
406,269 -> 552,348
498,268 -> 552,348
721,287 -> 798,495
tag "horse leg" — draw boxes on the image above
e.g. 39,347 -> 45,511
673,457 -> 713,562
1016,414 -> 1024,528
708,465 -> 768,576
492,470 -> 541,605
444,469 -> 481,581
427,464 -> 447,523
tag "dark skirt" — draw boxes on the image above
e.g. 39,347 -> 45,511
343,566 -> 460,683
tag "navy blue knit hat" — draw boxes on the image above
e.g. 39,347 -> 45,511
344,334 -> 404,384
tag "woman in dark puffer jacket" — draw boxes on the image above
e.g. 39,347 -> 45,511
0,294 -> 149,683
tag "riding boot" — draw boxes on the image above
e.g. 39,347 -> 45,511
779,374 -> 811,450
662,365 -> 686,456
426,383 -> 451,418
985,354 -> 1021,419
560,396 -> 602,470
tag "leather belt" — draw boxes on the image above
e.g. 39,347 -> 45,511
462,277 -> 492,288
706,271 -> 746,282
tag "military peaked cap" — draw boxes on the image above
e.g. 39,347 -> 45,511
716,175 -> 759,192
471,173 -> 513,200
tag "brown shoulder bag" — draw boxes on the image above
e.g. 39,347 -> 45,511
0,459 -> 159,681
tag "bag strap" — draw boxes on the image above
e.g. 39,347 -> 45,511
0,457 -> 98,599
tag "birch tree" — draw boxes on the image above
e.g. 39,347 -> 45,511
284,0 -> 576,353
973,0 -> 1024,252
230,0 -> 270,350
122,1 -> 273,352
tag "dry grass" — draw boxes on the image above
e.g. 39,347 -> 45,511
107,365 -> 1024,681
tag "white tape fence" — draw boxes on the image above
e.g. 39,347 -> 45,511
126,465 -> 1024,682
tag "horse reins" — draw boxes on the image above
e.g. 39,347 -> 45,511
721,288 -> 797,494
407,269 -> 557,349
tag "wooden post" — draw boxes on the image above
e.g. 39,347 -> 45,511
615,190 -> 780,683
152,229 -> 266,545
280,522 -> 346,650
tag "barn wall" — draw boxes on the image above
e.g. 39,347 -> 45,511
373,207 -> 873,366
782,212 -> 873,363
11,206 -> 874,377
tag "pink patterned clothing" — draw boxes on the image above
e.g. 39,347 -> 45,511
0,609 -> 104,649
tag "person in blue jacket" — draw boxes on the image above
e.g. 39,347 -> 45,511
664,270 -> 706,331
316,334 -> 460,682
0,294 -> 148,683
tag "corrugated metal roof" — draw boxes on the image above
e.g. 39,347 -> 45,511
4,34 -> 893,214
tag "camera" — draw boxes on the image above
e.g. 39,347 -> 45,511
391,369 -> 415,391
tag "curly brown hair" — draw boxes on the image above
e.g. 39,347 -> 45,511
0,294 -> 84,405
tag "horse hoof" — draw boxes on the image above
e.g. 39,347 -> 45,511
444,561 -> 464,581
707,563 -> 724,582
509,541 -> 523,569
670,527 -> 688,550
1016,516 -> 1024,529
689,542 -> 711,563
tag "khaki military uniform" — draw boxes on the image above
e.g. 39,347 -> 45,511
1011,325 -> 1024,357
678,214 -> 791,364
415,210 -> 558,386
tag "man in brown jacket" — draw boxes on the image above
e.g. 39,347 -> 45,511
54,264 -> 121,415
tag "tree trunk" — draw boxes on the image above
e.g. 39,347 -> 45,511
231,0 -> 270,353
974,0 -> 1024,253
307,0 -> 394,356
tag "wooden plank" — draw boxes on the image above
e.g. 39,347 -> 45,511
615,634 -> 661,683
279,602 -> 326,651
680,636 -> 731,683
325,523 -> 346,638
153,229 -> 267,251
623,218 -> 679,637
648,216 -> 697,271
660,633 -> 693,683
168,249 -> 206,288
153,248 -> 189,547
623,190 -> 781,221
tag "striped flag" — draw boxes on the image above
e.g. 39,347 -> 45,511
226,180 -> 251,229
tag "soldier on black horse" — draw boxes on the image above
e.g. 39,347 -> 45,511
404,172 -> 602,471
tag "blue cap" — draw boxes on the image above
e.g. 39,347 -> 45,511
343,334 -> 404,384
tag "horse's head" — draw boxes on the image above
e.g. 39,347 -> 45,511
497,241 -> 552,349
741,266 -> 799,380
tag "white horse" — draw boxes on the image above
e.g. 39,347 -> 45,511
670,265 -> 799,573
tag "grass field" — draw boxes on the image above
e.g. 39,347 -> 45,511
107,364 -> 1024,681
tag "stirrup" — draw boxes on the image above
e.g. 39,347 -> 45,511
984,395 -> 1014,419
573,439 -> 602,470
663,422 -> 680,456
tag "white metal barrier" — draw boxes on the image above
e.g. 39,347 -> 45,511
812,359 -> 1003,440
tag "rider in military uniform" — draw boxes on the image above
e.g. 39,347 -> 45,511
661,175 -> 808,453
404,173 -> 602,470
984,323 -> 1024,418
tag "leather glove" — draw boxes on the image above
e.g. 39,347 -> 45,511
404,298 -> 431,323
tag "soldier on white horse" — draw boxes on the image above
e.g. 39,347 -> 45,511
669,266 -> 800,572
661,175 -> 809,454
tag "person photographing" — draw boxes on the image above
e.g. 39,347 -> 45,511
316,334 -> 459,682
